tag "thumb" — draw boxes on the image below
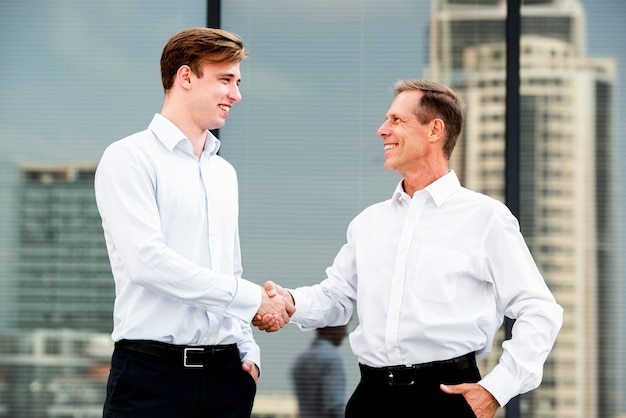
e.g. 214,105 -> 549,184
264,280 -> 278,297
440,383 -> 464,395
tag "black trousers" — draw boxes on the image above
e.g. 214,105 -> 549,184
103,340 -> 256,418
345,353 -> 480,418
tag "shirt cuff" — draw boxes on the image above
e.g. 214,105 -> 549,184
225,278 -> 262,322
288,288 -> 315,329
239,346 -> 261,375
478,364 -> 522,407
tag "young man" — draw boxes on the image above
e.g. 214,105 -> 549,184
257,79 -> 563,418
95,27 -> 293,417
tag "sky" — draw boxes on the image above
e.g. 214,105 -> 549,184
0,0 -> 623,163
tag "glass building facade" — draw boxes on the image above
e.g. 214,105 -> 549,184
0,0 -> 624,416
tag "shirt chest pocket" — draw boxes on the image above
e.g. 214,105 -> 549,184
412,245 -> 470,303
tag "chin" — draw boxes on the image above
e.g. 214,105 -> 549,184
208,122 -> 226,131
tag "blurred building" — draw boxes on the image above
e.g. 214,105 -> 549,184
0,162 -> 114,417
0,329 -> 112,418
428,0 -> 616,417
13,162 -> 113,332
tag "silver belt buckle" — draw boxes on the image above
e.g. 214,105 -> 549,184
183,347 -> 204,368
388,367 -> 415,386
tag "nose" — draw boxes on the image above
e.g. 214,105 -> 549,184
230,84 -> 242,102
377,120 -> 389,137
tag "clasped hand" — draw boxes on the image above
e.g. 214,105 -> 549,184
254,281 -> 295,332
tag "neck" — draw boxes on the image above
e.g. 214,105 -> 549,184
402,165 -> 449,197
161,104 -> 206,159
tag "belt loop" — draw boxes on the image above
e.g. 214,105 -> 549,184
456,356 -> 470,370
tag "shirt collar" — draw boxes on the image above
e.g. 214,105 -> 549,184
148,113 -> 221,156
391,169 -> 461,207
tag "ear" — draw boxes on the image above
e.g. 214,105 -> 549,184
429,118 -> 445,143
175,65 -> 193,91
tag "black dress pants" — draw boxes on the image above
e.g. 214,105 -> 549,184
345,353 -> 480,418
103,340 -> 256,418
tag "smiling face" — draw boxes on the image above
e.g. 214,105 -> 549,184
188,60 -> 242,132
377,90 -> 435,177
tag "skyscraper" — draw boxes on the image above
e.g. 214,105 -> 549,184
428,0 -> 616,416
0,162 -> 114,417
12,162 -> 113,332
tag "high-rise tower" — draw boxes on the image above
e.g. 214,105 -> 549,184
11,163 -> 113,332
0,162 -> 114,417
428,0 -> 616,416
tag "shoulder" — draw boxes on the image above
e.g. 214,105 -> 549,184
96,130 -> 162,185
210,154 -> 236,172
453,187 -> 519,232
100,129 -> 152,159
458,187 -> 513,214
352,198 -> 393,221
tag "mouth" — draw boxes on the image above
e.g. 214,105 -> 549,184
218,104 -> 231,114
384,144 -> 397,151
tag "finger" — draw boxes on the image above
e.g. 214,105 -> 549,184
241,361 -> 259,384
269,319 -> 283,332
269,314 -> 283,329
275,313 -> 286,328
260,324 -> 271,332
253,313 -> 274,330
255,323 -> 271,331
252,312 -> 271,327
257,314 -> 276,329
280,305 -> 290,323
261,318 -> 280,332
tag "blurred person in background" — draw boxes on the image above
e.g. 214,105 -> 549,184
256,79 -> 562,418
95,27 -> 293,418
291,325 -> 348,418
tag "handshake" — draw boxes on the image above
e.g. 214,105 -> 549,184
253,281 -> 295,332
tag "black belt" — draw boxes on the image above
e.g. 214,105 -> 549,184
359,352 -> 476,386
115,339 -> 240,369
